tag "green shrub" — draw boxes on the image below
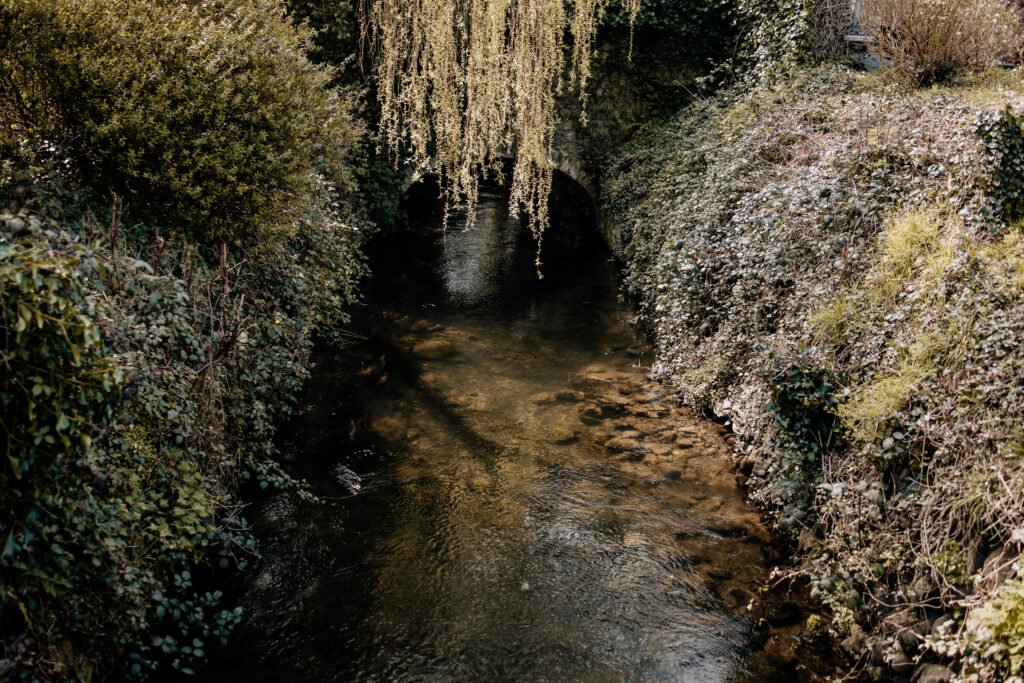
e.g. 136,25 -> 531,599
727,0 -> 814,82
0,0 -> 359,246
601,0 -> 737,65
0,212 -> 121,619
0,0 -> 368,675
0,159 -> 347,678
286,0 -> 361,69
765,348 -> 844,525
0,199 -> 223,679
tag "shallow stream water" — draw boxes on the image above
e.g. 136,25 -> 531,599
206,181 -> 817,682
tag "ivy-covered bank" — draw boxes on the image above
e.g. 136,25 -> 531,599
0,0 -> 367,678
602,67 -> 1024,680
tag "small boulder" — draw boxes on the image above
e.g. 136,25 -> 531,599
707,566 -> 735,581
412,339 -> 457,359
890,650 -> 915,675
977,545 -> 1016,594
705,520 -> 751,540
841,624 -> 867,657
930,614 -> 954,637
913,664 -> 952,683
371,416 -> 407,441
765,601 -> 803,628
606,435 -> 644,453
547,425 -> 579,445
623,531 -> 647,547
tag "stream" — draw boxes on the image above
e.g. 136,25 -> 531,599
206,179 -> 820,682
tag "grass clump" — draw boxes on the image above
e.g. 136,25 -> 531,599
840,335 -> 941,444
982,230 -> 1024,295
878,208 -> 947,278
819,208 -> 964,442
811,297 -> 859,344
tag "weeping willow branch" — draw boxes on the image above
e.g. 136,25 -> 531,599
362,0 -> 638,269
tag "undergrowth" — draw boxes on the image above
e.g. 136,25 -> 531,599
0,0 -> 368,678
602,65 -> 1024,678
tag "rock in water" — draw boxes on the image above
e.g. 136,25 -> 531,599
412,339 -> 456,359
333,464 -> 362,494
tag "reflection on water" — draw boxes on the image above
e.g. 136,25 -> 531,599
439,200 -> 520,308
206,181 -> 808,682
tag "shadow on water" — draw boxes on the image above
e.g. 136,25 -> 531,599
202,176 -> 833,682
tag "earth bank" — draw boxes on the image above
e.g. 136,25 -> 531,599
600,65 -> 1024,680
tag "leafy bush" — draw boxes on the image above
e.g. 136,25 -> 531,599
0,143 -> 369,678
601,0 -> 737,65
859,0 -> 1023,85
0,0 -> 360,246
695,0 -> 838,87
733,0 -> 814,78
1,212 -> 122,647
0,0 -> 368,677
286,0 -> 361,70
765,349 -> 844,526
0,181 -> 242,679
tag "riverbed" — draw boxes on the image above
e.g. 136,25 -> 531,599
206,180 -> 822,682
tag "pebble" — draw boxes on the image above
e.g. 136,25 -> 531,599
550,431 -> 579,445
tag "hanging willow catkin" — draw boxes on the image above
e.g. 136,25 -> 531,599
363,0 -> 639,270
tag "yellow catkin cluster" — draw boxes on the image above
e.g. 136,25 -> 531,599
364,0 -> 639,267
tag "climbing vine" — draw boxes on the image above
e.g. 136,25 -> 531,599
978,107 -> 1024,225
